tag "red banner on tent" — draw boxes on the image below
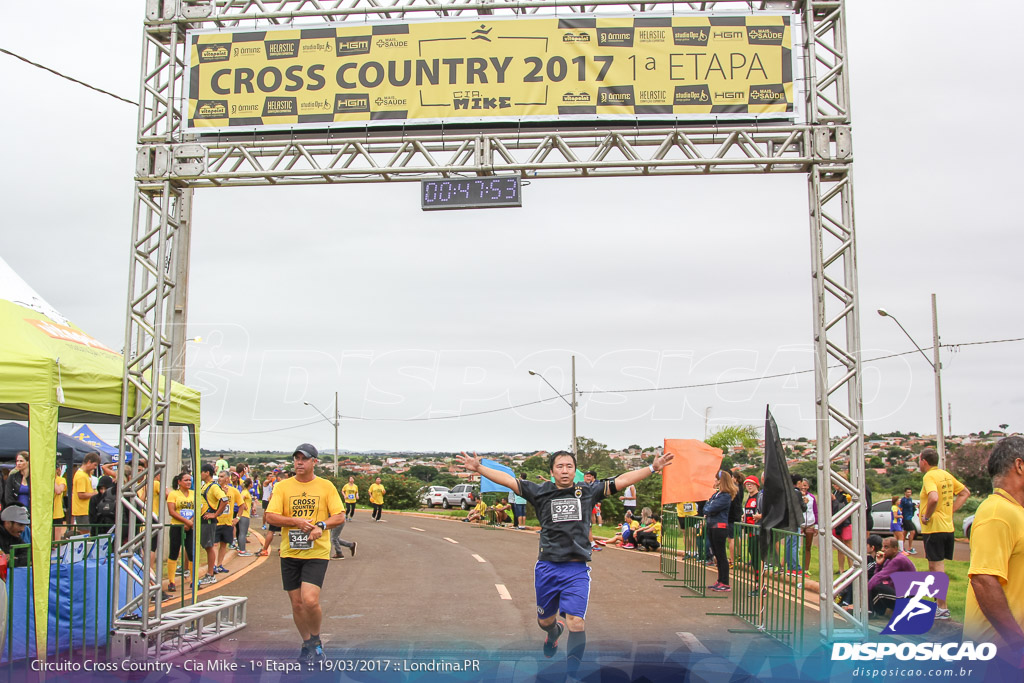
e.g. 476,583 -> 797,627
661,439 -> 723,505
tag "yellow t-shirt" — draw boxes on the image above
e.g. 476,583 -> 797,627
650,521 -> 663,543
240,488 -> 252,519
217,487 -> 242,525
266,476 -> 343,560
473,500 -> 488,515
166,489 -> 196,525
199,481 -> 229,519
72,468 -> 95,516
678,502 -> 699,517
342,483 -> 359,502
369,483 -> 386,505
964,488 -> 1024,647
53,475 -> 67,519
137,478 -> 161,518
629,520 -> 640,531
920,467 -> 965,534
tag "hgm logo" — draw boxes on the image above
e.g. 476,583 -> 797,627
831,642 -> 996,662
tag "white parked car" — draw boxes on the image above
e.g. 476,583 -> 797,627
417,486 -> 449,508
869,498 -> 921,536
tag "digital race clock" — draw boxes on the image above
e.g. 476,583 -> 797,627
420,176 -> 522,211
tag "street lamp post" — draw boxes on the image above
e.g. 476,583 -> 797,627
528,355 -> 578,455
878,293 -> 945,469
303,391 -> 340,476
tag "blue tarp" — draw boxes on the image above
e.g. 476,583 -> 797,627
479,459 -> 516,495
2,539 -> 141,661
69,425 -> 123,461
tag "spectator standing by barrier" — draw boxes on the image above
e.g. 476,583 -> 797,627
53,463 -> 67,541
198,463 -> 228,586
368,477 -> 386,522
899,487 -> 918,555
72,452 -> 101,534
512,482 -> 528,530
728,470 -> 745,564
797,477 -> 817,571
918,446 -> 970,620
964,436 -> 1024,660
4,451 -> 30,508
259,470 -> 281,556
831,484 -> 853,574
621,482 -> 637,519
889,495 -> 906,553
237,478 -> 254,556
707,470 -> 738,592
214,470 -> 240,574
342,476 -> 359,519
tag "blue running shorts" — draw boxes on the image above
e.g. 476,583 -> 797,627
535,560 -> 591,620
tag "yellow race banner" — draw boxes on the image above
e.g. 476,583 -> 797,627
186,14 -> 795,132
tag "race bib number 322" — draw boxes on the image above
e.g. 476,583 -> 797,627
550,498 -> 583,523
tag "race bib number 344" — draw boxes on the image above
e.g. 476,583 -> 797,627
289,529 -> 313,550
550,498 -> 583,523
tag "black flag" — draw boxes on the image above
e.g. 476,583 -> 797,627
759,406 -> 804,554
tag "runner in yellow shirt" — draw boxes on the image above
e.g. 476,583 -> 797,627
72,453 -> 101,533
265,443 -> 344,664
53,465 -> 68,541
214,470 -> 241,574
236,478 -> 254,556
165,472 -> 196,592
341,477 -> 359,519
964,437 -> 1024,657
198,463 -> 229,586
368,477 -> 386,522
918,447 -> 970,619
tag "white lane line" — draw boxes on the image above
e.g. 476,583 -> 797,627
495,584 -> 512,600
411,527 -> 425,532
444,537 -> 459,544
676,632 -> 710,654
472,554 -> 487,563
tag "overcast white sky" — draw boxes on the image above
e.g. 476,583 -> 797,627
1,2 -> 1021,453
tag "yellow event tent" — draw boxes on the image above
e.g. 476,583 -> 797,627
0,256 -> 200,657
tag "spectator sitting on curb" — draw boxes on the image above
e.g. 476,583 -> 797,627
465,496 -> 488,523
867,536 -> 916,617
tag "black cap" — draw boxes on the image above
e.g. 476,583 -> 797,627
293,443 -> 319,460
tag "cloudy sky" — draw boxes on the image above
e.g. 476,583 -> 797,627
2,2 -> 1021,453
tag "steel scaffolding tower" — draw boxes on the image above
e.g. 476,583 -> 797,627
115,0 -> 865,652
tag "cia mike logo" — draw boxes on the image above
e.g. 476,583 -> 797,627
882,572 -> 949,635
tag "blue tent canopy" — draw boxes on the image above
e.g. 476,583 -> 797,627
0,422 -> 105,465
68,425 -> 122,460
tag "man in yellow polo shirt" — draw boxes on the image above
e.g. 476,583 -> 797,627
265,443 -> 344,664
918,446 -> 970,620
214,470 -> 241,574
72,453 -> 101,534
198,463 -> 229,586
964,437 -> 1024,663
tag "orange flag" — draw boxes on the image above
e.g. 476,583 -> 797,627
661,439 -> 724,506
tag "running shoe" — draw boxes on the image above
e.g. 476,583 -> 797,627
257,550 -> 270,556
312,643 -> 326,663
594,538 -> 607,546
350,541 -> 358,557
214,565 -> 229,574
543,621 -> 564,658
710,584 -> 731,592
708,582 -> 723,590
908,548 -> 917,555
297,646 -> 312,664
237,551 -> 253,557
199,574 -> 217,586
935,608 -> 951,620
622,543 -> 635,549
166,582 -> 177,592
229,542 -> 238,550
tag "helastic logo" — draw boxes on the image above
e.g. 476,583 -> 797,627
882,572 -> 949,635
264,39 -> 300,60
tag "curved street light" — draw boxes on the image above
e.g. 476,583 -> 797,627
528,357 -> 578,455
303,392 -> 339,476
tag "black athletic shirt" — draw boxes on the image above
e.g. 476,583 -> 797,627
518,478 -> 613,563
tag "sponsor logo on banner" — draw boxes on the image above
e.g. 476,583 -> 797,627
562,91 -> 591,103
302,41 -> 333,55
336,36 -> 372,56
375,95 -> 408,107
300,99 -> 332,112
637,29 -> 666,43
562,31 -> 591,43
638,89 -> 667,103
197,43 -> 231,63
712,30 -> 745,41
749,84 -> 787,105
263,97 -> 297,116
194,100 -> 228,118
674,85 -> 711,104
715,90 -> 746,101
597,28 -> 634,47
265,39 -> 300,59
597,86 -> 634,106
26,319 -> 116,353
335,93 -> 371,113
883,572 -> 947,635
747,26 -> 786,45
375,37 -> 409,49
831,642 -> 997,662
672,27 -> 709,46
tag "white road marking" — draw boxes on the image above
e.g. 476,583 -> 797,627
676,632 -> 710,654
444,537 -> 459,544
495,584 -> 512,600
411,527 -> 425,532
472,554 -> 487,563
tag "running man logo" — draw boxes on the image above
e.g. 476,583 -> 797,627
597,28 -> 634,47
882,572 -> 950,635
197,43 -> 231,63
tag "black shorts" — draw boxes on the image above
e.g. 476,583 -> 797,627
923,532 -> 955,562
268,524 -> 281,532
200,521 -> 217,548
215,525 -> 234,545
281,557 -> 329,591
901,518 -> 918,534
